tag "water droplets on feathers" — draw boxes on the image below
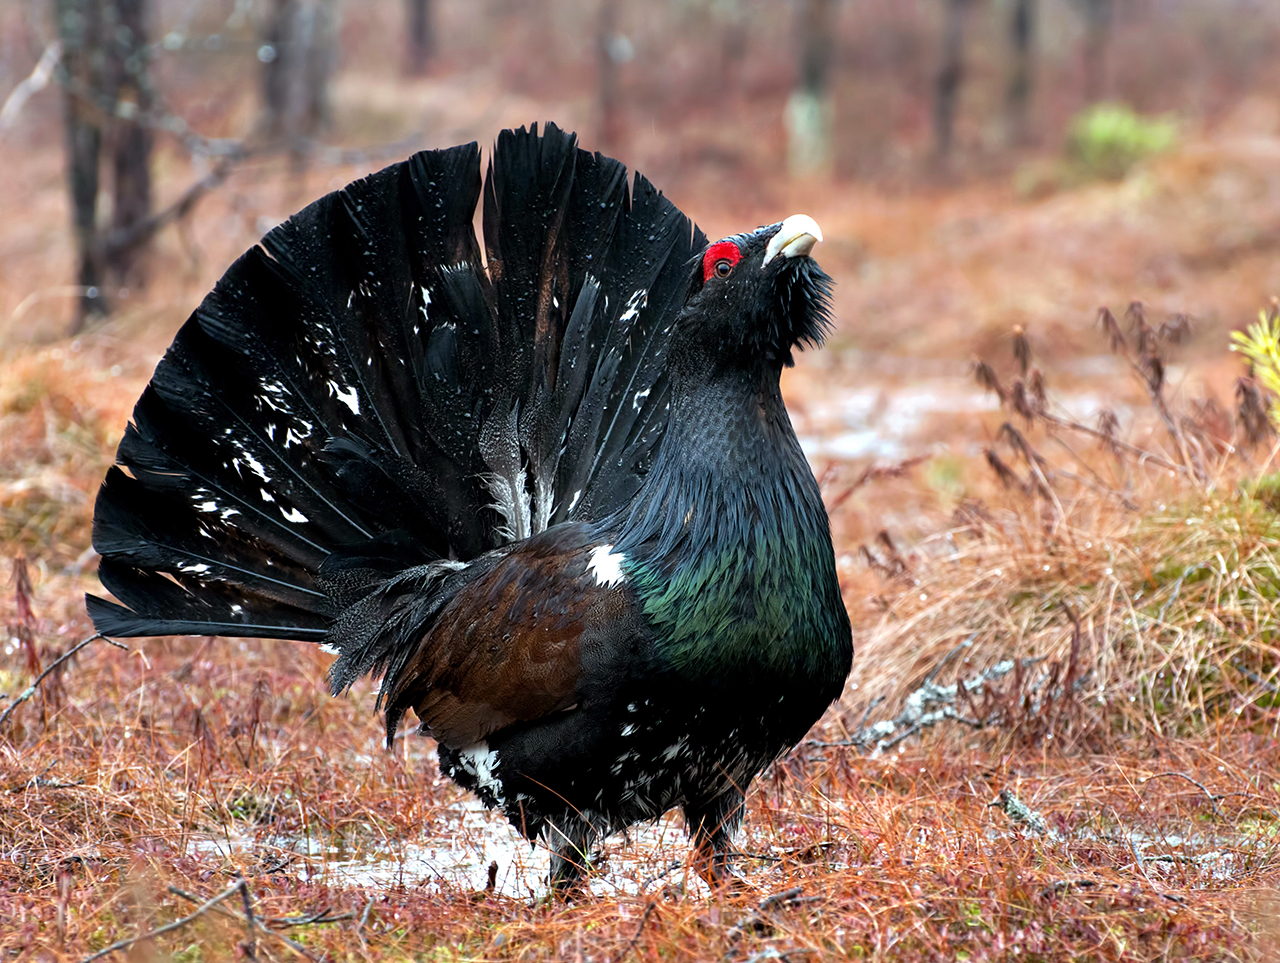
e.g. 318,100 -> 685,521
618,289 -> 649,325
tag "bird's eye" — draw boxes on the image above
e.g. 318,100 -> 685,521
702,240 -> 743,282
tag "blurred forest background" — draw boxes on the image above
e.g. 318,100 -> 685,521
2,0 -> 1280,339
4,0 -> 1280,562
4,4 -> 1280,957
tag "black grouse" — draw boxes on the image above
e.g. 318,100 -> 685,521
88,123 -> 853,889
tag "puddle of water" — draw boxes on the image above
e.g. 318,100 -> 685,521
188,803 -> 1258,896
799,381 -> 999,460
797,377 -> 1131,461
189,801 -> 705,898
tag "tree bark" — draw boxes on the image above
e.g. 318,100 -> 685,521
106,0 -> 153,286
785,0 -> 836,177
56,0 -> 108,329
1005,0 -> 1035,146
596,0 -> 623,150
405,0 -> 432,75
1081,0 -> 1112,104
934,0 -> 973,162
261,0 -> 336,154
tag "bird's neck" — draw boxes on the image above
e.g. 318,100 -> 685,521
612,366 -> 849,682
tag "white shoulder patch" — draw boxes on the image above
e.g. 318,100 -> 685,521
588,544 -> 626,587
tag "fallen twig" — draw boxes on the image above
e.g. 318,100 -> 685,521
1142,770 -> 1226,818
8,774 -> 84,793
757,887 -> 805,912
807,659 -> 1031,754
167,885 -> 323,960
356,896 -> 374,950
609,901 -> 656,963
990,789 -> 1049,836
725,887 -> 820,946
267,909 -> 353,927
1233,662 -> 1280,696
237,875 -> 257,960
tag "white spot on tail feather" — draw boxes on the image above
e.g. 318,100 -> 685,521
232,449 -> 271,483
328,380 -> 360,415
588,544 -> 626,587
618,288 -> 648,324
280,507 -> 308,523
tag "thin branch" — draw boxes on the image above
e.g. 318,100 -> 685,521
0,40 -> 62,132
267,910 -> 353,927
0,633 -> 127,731
1037,409 -> 1189,476
237,876 -> 257,960
167,886 -> 324,961
93,131 -> 426,268
77,880 -> 247,963
356,897 -> 374,951
99,150 -> 247,263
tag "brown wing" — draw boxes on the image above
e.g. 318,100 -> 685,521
385,525 -> 622,748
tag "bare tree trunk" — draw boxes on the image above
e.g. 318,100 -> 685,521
1081,0 -> 1112,103
1005,0 -> 1035,146
785,0 -> 836,177
261,0 -> 336,157
596,0 -> 623,150
718,0 -> 748,94
934,0 -> 973,162
106,0 -> 153,287
56,0 -> 108,330
261,0 -> 293,137
405,0 -> 432,75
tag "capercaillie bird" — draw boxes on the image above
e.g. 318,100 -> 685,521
87,123 -> 853,889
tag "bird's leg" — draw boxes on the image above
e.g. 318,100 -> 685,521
683,789 -> 746,889
545,811 -> 603,895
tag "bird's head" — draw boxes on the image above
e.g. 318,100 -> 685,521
674,214 -> 834,372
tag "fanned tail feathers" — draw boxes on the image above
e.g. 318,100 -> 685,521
89,123 -> 705,697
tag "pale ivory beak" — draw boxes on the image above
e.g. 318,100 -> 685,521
762,214 -> 824,266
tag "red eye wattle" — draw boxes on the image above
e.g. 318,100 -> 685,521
702,241 -> 742,282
